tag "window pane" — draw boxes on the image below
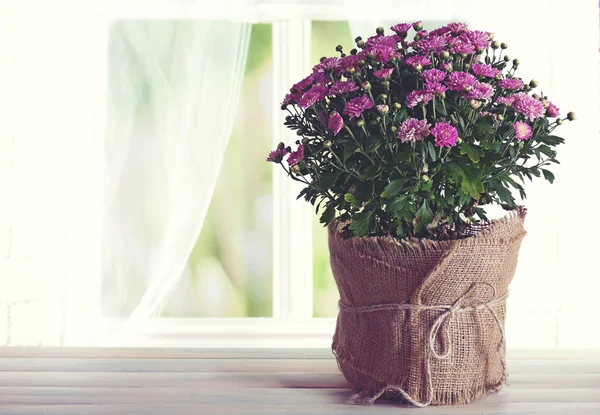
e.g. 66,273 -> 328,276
105,23 -> 273,318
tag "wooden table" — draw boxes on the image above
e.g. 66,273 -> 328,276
1,348 -> 599,414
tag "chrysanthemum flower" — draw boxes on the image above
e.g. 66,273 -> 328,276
461,30 -> 490,51
448,38 -> 475,55
281,93 -> 300,107
422,68 -> 446,83
365,44 -> 395,63
328,112 -> 344,136
470,64 -> 501,78
447,22 -> 469,34
496,95 -> 517,106
287,145 -> 304,167
439,62 -> 453,72
546,102 -> 560,117
445,71 -> 477,91
329,81 -> 359,95
405,55 -> 432,69
298,85 -> 328,109
431,122 -> 459,147
468,82 -> 494,100
373,67 -> 394,79
397,118 -> 431,143
417,36 -> 448,54
293,74 -> 314,92
343,95 -> 374,119
405,90 -> 434,108
498,78 -> 524,90
335,54 -> 363,75
266,148 -> 288,163
425,82 -> 448,96
365,34 -> 402,48
390,23 -> 412,35
513,121 -> 532,141
312,57 -> 339,74
512,93 -> 545,121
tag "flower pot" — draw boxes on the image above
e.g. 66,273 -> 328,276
329,207 -> 527,407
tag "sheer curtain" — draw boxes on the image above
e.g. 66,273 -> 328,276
343,0 -> 600,348
0,1 -> 252,346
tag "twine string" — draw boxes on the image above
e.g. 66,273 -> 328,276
339,282 -> 508,408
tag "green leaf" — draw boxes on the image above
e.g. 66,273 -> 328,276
319,171 -> 340,190
494,185 -> 515,206
541,169 -> 555,184
343,144 -> 358,163
319,205 -> 336,225
381,178 -> 408,198
415,200 -> 434,233
344,193 -> 360,206
459,143 -> 481,163
361,164 -> 382,180
385,195 -> 409,213
426,141 -> 437,162
456,165 -> 485,199
348,210 -> 374,236
537,135 -> 565,146
537,145 -> 556,158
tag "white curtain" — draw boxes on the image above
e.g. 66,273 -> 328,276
343,0 -> 600,348
0,1 -> 251,346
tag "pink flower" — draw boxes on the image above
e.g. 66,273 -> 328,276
365,45 -> 395,63
439,62 -> 453,72
512,93 -> 545,121
425,82 -> 448,96
445,71 -> 477,91
311,71 -> 328,85
422,68 -> 446,83
374,67 -> 394,79
293,74 -> 314,92
397,118 -> 431,143
390,23 -> 412,35
329,81 -> 359,95
513,121 -> 532,141
412,21 -> 423,30
498,78 -> 524,90
365,35 -> 402,48
287,145 -> 304,167
405,55 -> 432,69
447,22 -> 469,34
266,148 -> 288,163
335,54 -> 363,75
328,112 -> 344,136
281,93 -> 300,107
547,102 -> 560,117
497,95 -> 517,106
449,38 -> 475,55
460,30 -> 490,51
298,85 -> 328,109
417,36 -> 448,54
468,81 -> 494,100
431,122 -> 459,147
405,90 -> 434,108
343,95 -> 374,119
470,64 -> 500,78
312,57 -> 339,74
417,30 -> 429,38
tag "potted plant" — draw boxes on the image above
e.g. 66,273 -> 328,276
267,21 -> 573,407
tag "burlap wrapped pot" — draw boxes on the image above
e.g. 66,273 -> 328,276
329,207 -> 527,407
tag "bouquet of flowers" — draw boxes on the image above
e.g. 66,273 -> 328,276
267,21 -> 574,240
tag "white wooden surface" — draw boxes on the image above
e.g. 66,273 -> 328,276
0,348 -> 599,414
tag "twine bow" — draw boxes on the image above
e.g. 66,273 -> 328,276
338,282 -> 508,408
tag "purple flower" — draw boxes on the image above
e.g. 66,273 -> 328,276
447,22 -> 469,34
417,30 -> 429,38
468,82 -> 494,100
365,44 -> 395,63
460,30 -> 490,51
335,54 -> 363,75
266,148 -> 288,163
498,78 -> 524,90
376,104 -> 389,114
343,95 -> 374,119
470,63 -> 501,78
374,67 -> 394,79
390,23 -> 412,35
513,121 -> 533,142
311,71 -> 328,85
431,122 -> 459,147
281,93 -> 300,107
365,34 -> 402,48
422,68 -> 446,83
496,95 -> 517,106
405,90 -> 434,108
547,102 -> 560,117
445,71 -> 477,91
328,111 -> 344,136
439,61 -> 453,72
429,25 -> 451,36
293,74 -> 314,92
417,36 -> 448,54
287,145 -> 304,167
329,81 -> 359,95
298,85 -> 328,109
512,93 -> 545,121
449,38 -> 475,55
404,55 -> 432,69
425,82 -> 448,96
312,57 -> 339,74
397,118 -> 431,143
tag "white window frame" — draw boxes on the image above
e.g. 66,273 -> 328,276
83,0 -> 600,349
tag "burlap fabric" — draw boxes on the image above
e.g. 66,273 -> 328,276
329,207 -> 527,407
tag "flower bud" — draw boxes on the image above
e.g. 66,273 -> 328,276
378,94 -> 388,102
532,93 -> 540,100
357,39 -> 365,48
277,142 -> 285,150
542,99 -> 549,108
461,53 -> 468,58
567,111 -> 576,121
421,163 -> 429,173
301,138 -> 309,145
392,102 -> 402,110
556,118 -> 563,125
296,129 -> 304,136
421,174 -> 430,182
285,146 -> 292,153
418,30 -> 428,38
415,63 -> 423,72
491,41 -> 500,49
323,140 -> 333,148
335,45 -> 343,52
469,99 -> 482,109
381,80 -> 390,88
377,104 -> 389,115
495,73 -> 503,80
512,58 -> 520,66
523,85 -> 530,91
361,81 -> 371,91
529,79 -> 539,88
340,53 -> 347,58
518,142 -> 524,149
413,35 -> 420,42
500,42 -> 508,49
457,137 -> 463,144
319,56 -> 327,62
413,21 -> 423,31
390,126 -> 398,132
503,55 -> 510,62
498,114 -> 504,121
441,51 -> 450,60
350,48 -> 357,55
488,32 -> 494,40
285,115 -> 292,122
464,63 -> 471,70
291,164 -> 301,173
347,67 -> 356,74
357,119 -> 365,127
376,26 -> 385,35
355,36 -> 362,43
358,59 -> 365,66
463,85 -> 473,92
440,92 -> 446,99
